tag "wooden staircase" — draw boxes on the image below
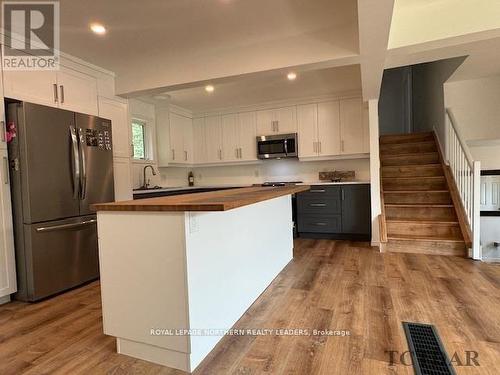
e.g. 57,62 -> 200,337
379,132 -> 468,257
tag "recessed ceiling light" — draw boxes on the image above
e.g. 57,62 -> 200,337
287,72 -> 297,81
90,23 -> 106,35
205,85 -> 215,93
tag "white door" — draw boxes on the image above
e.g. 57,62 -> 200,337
275,106 -> 297,134
3,69 -> 58,107
317,101 -> 341,156
193,118 -> 206,164
297,104 -> 318,158
221,114 -> 239,162
238,111 -> 257,161
340,98 -> 364,154
98,97 -> 130,158
256,109 -> 275,136
169,112 -> 185,163
182,116 -> 193,164
113,157 -> 132,201
204,115 -> 223,163
0,149 -> 16,298
57,68 -> 99,115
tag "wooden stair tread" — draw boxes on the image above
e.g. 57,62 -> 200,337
385,204 -> 453,208
388,235 -> 464,243
381,152 -> 438,159
382,176 -> 445,180
384,190 -> 449,193
386,219 -> 459,225
382,163 -> 442,168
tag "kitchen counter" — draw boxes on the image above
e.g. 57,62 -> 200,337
297,181 -> 370,186
95,185 -> 309,373
132,184 -> 252,195
94,185 -> 309,212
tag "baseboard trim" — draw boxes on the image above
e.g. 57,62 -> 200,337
0,295 -> 11,305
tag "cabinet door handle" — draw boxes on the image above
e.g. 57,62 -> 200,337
131,144 -> 134,157
184,151 -> 188,161
310,203 -> 326,207
219,149 -> 222,160
319,141 -> 322,153
341,140 -> 344,152
53,84 -> 58,103
341,188 -> 345,201
239,148 -> 243,158
60,85 -> 65,104
3,157 -> 9,184
235,148 -> 238,158
172,149 -> 175,160
276,121 -> 279,132
310,189 -> 326,193
1,121 -> 5,143
314,222 -> 328,226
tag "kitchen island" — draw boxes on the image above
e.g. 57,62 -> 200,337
92,185 -> 309,373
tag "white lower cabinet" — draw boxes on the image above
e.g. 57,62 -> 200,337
0,148 -> 16,300
113,157 -> 132,201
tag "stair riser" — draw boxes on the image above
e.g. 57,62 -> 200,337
384,192 -> 452,205
385,206 -> 457,221
383,178 -> 447,191
380,133 -> 434,145
384,240 -> 466,257
380,142 -> 437,155
381,153 -> 439,166
381,165 -> 444,178
387,222 -> 462,239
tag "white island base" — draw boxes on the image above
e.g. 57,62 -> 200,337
96,195 -> 294,372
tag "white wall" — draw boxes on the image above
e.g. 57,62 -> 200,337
389,0 -> 500,49
191,158 -> 369,186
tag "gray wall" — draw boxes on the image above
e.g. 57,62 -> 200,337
378,67 -> 413,135
411,57 -> 466,143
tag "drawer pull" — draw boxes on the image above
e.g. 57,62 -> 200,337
309,203 -> 326,207
314,222 -> 328,226
310,189 -> 326,193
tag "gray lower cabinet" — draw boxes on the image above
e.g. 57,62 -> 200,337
297,184 -> 371,239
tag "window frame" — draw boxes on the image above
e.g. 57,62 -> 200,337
131,118 -> 147,160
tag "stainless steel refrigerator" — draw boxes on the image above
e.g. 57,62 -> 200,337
7,102 -> 114,301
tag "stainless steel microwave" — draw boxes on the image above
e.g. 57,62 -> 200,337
256,133 -> 298,159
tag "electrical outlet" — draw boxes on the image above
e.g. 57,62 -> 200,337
189,213 -> 199,234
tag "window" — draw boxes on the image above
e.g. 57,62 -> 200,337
131,119 -> 146,159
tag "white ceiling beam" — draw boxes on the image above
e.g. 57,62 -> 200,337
357,0 -> 395,100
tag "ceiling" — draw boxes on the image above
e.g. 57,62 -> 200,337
154,64 -> 361,113
58,0 -> 359,94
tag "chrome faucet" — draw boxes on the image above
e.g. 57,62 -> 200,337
142,164 -> 157,189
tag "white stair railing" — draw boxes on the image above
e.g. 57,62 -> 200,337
445,108 -> 481,259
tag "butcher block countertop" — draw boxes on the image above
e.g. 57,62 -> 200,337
92,185 -> 310,212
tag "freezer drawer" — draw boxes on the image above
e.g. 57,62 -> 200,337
18,215 -> 99,301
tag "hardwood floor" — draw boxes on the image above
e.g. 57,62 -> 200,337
1,239 -> 500,374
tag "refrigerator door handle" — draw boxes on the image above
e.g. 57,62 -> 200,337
36,219 -> 97,233
78,128 -> 87,200
70,126 -> 80,199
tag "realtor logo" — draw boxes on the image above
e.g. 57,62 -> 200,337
1,1 -> 59,70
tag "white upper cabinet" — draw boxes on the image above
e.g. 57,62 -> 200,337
339,98 -> 364,155
3,64 -> 99,115
297,103 -> 318,158
57,68 -> 99,115
317,100 -> 341,156
3,69 -> 58,107
0,148 -> 16,298
193,118 -> 206,164
169,112 -> 192,164
237,111 -> 257,161
204,115 -> 223,163
256,106 -> 297,135
221,114 -> 239,162
98,97 -> 130,158
275,106 -> 297,134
